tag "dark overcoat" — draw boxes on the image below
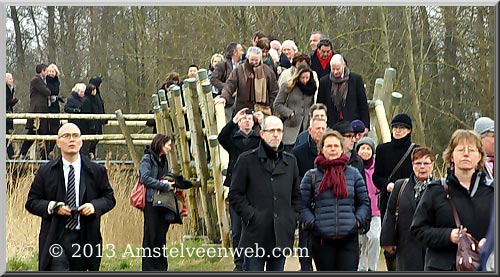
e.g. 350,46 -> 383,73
316,71 -> 370,129
25,155 -> 116,271
228,143 -> 302,253
217,120 -> 261,187
26,75 -> 51,131
380,176 -> 426,271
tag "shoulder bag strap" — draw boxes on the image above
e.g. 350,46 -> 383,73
441,178 -> 462,228
388,143 -> 415,181
394,178 -> 410,234
309,169 -> 316,212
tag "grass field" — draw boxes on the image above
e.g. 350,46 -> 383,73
6,160 -> 234,271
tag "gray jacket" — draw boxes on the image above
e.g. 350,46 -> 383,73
139,149 -> 171,202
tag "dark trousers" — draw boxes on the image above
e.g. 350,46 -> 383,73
49,229 -> 84,271
229,206 -> 244,269
142,202 -> 170,271
298,227 -> 313,271
81,140 -> 98,158
245,253 -> 286,271
311,234 -> 359,271
7,129 -> 14,159
20,128 -> 49,159
46,119 -> 60,158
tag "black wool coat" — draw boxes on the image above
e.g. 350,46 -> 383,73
372,134 -> 417,220
6,84 -> 16,130
217,120 -> 261,187
291,135 -> 318,179
410,171 -> 493,271
46,76 -> 61,113
380,175 -> 427,271
228,142 -> 302,253
25,155 -> 116,271
316,71 -> 370,129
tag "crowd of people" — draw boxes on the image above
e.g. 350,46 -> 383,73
6,64 -> 106,160
18,30 -> 495,272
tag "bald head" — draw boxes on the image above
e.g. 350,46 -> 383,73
260,116 -> 284,149
330,54 -> 346,78
58,123 -> 81,137
56,123 -> 83,161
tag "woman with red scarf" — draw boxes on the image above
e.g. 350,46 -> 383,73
300,130 -> 371,271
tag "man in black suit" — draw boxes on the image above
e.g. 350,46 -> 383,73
25,122 -> 116,271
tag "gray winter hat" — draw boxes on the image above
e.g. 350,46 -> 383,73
356,136 -> 376,153
474,117 -> 494,136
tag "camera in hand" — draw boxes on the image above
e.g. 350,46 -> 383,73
246,109 -> 254,114
70,207 -> 79,216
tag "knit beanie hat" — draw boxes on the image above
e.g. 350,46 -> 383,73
474,117 -> 494,136
350,119 -> 365,134
356,136 -> 376,153
391,113 -> 412,130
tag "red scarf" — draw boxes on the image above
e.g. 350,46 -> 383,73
314,153 -> 349,198
316,50 -> 332,70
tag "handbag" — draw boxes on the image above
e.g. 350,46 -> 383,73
153,189 -> 182,224
441,179 -> 480,271
130,176 -> 146,211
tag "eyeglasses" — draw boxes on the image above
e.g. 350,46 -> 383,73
342,134 -> 355,139
454,147 -> 478,154
413,162 -> 433,167
263,128 -> 283,134
58,133 -> 81,140
392,125 -> 408,130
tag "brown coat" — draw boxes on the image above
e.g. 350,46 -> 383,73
26,74 -> 51,131
221,61 -> 279,114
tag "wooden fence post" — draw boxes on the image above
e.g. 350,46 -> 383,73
382,68 -> 397,122
152,94 -> 165,134
184,79 -> 218,241
197,69 -> 231,247
368,78 -> 385,143
115,109 -> 140,170
158,89 -> 181,174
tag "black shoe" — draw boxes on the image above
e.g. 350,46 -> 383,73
233,265 -> 243,271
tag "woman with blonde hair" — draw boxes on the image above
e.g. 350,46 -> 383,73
209,53 -> 225,97
410,129 -> 494,271
273,64 -> 317,151
46,63 -> 63,156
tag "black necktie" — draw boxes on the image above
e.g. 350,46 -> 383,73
66,165 -> 78,230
